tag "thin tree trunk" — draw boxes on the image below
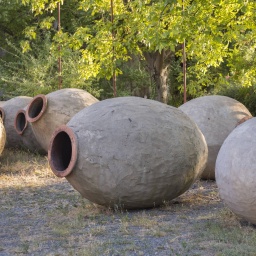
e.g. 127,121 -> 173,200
144,50 -> 171,104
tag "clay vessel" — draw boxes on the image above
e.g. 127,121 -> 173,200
14,108 -> 46,154
48,97 -> 208,209
0,96 -> 32,149
179,95 -> 252,180
216,117 -> 256,225
26,88 -> 99,152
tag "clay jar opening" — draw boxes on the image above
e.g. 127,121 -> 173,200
26,94 -> 47,123
0,107 -> 5,122
15,110 -> 27,135
48,125 -> 77,178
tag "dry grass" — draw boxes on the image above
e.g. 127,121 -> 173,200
0,148 -> 255,256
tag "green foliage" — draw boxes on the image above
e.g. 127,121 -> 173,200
21,0 -> 62,15
95,57 -> 152,100
227,31 -> 256,87
0,34 -> 101,99
181,0 -> 256,99
1,0 -> 256,102
116,57 -> 153,98
0,0 -> 32,46
183,61 -> 230,98
21,0 -> 256,99
168,55 -> 184,107
217,82 -> 256,116
0,37 -> 56,98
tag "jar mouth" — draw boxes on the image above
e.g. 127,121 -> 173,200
0,107 -> 5,122
15,109 -> 27,135
48,125 -> 78,178
26,94 -> 47,123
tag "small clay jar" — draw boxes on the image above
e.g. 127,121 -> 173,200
179,95 -> 252,180
26,88 -> 99,152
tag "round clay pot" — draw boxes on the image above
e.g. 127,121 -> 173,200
26,88 -> 99,152
14,109 -> 46,154
48,97 -> 208,209
178,95 -> 252,180
216,117 -> 256,225
0,96 -> 32,149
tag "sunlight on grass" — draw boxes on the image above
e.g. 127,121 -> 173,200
0,148 -> 57,188
194,208 -> 256,255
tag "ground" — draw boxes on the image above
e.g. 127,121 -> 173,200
0,148 -> 255,256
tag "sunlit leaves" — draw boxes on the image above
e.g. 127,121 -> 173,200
23,26 -> 37,40
22,0 -> 62,15
20,40 -> 32,53
20,0 -> 256,94
40,16 -> 56,29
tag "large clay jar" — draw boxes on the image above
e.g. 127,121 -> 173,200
48,97 -> 208,209
14,108 -> 46,154
216,117 -> 256,225
26,88 -> 99,152
178,95 -> 252,180
0,96 -> 32,149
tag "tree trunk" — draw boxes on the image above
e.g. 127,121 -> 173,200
144,50 -> 171,104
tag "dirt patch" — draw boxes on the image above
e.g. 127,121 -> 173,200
0,149 -> 255,256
